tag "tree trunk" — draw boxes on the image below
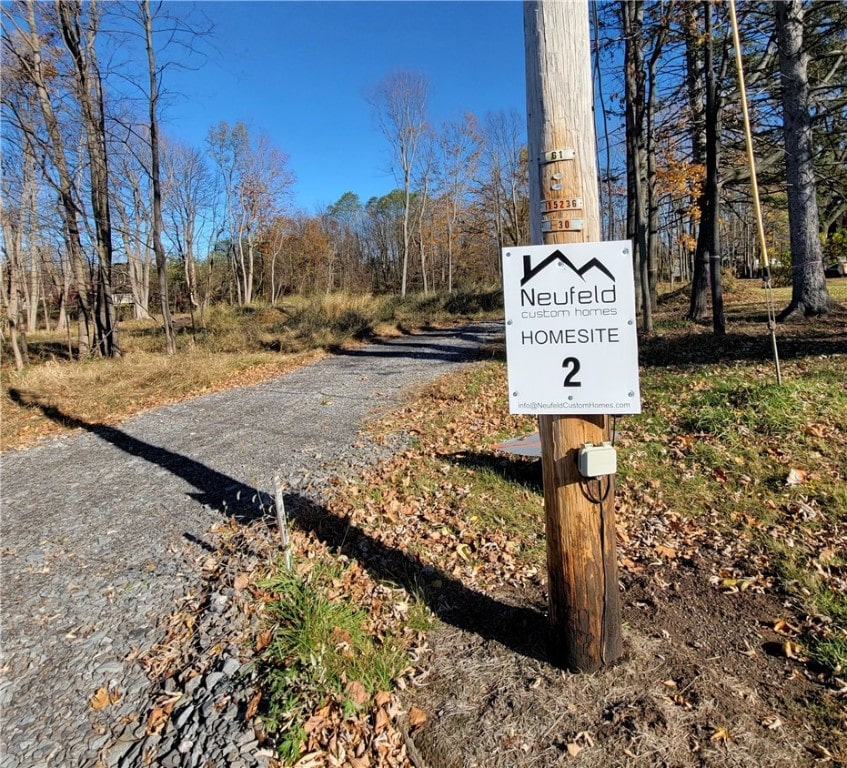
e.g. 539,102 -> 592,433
775,0 -> 832,319
704,1 -> 725,335
57,0 -> 120,357
685,4 -> 708,321
142,0 -> 176,354
622,0 -> 651,331
687,0 -> 726,335
1,210 -> 27,370
23,1 -> 92,357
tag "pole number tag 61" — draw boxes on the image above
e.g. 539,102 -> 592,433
500,241 -> 642,415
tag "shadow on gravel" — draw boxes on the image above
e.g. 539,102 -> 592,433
332,327 -> 501,363
9,391 -> 552,666
6,390 -> 266,523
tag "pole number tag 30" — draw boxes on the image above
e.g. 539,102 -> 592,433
501,241 -> 642,415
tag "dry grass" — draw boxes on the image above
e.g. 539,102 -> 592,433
1,348 -> 325,451
1,290 -> 505,452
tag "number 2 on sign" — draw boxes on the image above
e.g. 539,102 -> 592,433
562,357 -> 581,387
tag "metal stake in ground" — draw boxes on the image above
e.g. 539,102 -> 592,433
524,0 -> 623,672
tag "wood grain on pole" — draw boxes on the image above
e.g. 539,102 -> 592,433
524,0 -> 623,672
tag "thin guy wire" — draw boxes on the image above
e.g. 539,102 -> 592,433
728,0 -> 783,385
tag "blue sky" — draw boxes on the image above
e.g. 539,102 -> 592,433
160,1 -> 527,213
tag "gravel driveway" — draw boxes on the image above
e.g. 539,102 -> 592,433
0,322 -> 501,768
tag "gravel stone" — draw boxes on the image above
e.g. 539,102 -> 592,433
0,323 -> 500,768
94,660 -> 124,677
174,703 -> 195,730
184,674 -> 203,695
222,657 -> 240,677
104,739 -> 134,767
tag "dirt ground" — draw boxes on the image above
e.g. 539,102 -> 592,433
403,553 -> 844,767
385,288 -> 847,767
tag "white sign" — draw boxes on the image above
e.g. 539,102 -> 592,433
501,241 -> 641,415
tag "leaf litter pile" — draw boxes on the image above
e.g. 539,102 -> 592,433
136,299 -> 846,767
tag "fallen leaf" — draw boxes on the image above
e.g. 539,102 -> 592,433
785,468 -> 807,486
244,690 -> 261,720
772,618 -> 799,636
575,731 -> 594,747
374,707 -> 391,734
345,680 -> 369,707
255,629 -> 272,652
90,687 -> 111,710
781,640 -> 803,659
408,706 -> 428,730
145,706 -> 170,733
619,557 -> 643,573
655,544 -> 677,560
761,715 -> 783,730
566,742 -> 582,757
304,712 -> 327,734
712,467 -> 728,484
375,690 -> 392,707
711,726 -> 731,743
233,573 -> 250,590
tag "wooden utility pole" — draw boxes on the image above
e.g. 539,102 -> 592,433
524,1 -> 623,671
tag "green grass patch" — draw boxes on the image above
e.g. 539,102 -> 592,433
811,633 -> 847,674
257,560 -> 408,762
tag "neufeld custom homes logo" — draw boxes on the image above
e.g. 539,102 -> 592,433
520,249 -> 614,286
517,249 -> 618,318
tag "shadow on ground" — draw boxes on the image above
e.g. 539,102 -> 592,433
638,326 -> 847,368
442,450 -> 543,493
8,391 -> 551,666
331,326 -> 501,364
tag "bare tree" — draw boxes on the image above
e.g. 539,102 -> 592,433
622,0 -> 651,330
207,122 -> 293,305
4,1 -> 94,357
0,142 -> 34,369
162,139 -> 212,328
57,0 -> 120,357
437,113 -> 482,293
110,130 -> 154,320
369,71 -> 429,298
140,0 -> 175,353
477,109 -> 530,272
412,129 -> 436,294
